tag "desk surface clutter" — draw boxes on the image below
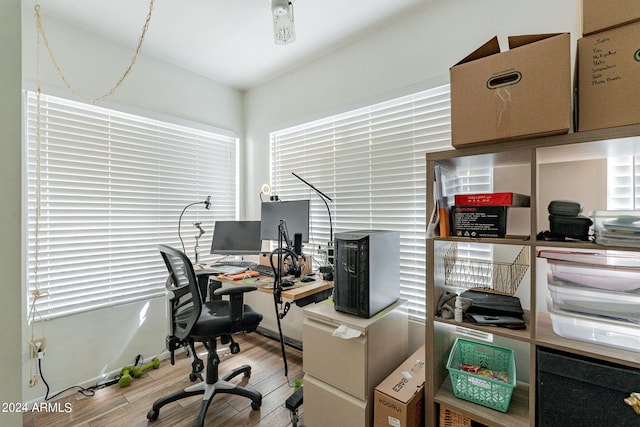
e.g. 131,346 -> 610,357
195,263 -> 332,302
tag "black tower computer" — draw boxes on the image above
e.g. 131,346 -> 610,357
333,230 -> 400,318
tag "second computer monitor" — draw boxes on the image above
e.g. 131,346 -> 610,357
210,220 -> 262,255
260,200 -> 310,244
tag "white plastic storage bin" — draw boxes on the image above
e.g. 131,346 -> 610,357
547,302 -> 640,352
548,275 -> 640,323
538,249 -> 640,292
591,210 -> 640,247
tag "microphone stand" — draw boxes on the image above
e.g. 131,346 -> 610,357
291,172 -> 334,279
275,220 -> 286,305
177,196 -> 211,258
193,222 -> 205,265
273,219 -> 292,377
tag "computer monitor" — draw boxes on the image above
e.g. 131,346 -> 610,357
260,200 -> 310,243
210,220 -> 262,255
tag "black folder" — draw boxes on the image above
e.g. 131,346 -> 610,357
460,289 -> 524,318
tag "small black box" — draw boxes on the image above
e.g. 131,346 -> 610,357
548,200 -> 583,216
451,205 -> 508,238
549,214 -> 592,240
537,347 -> 640,427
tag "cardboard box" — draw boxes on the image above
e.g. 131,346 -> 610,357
583,0 -> 640,35
374,345 -> 425,427
578,21 -> 640,131
450,33 -> 571,147
451,205 -> 509,238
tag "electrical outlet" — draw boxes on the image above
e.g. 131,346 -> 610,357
30,338 -> 46,358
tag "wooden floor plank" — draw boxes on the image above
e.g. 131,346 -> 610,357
24,333 -> 304,427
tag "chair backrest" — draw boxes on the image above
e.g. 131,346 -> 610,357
158,244 -> 202,340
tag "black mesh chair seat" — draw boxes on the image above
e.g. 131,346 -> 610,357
190,300 -> 262,340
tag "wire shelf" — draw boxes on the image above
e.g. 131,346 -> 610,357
444,243 -> 529,295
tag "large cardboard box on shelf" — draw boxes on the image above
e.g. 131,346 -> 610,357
578,21 -> 640,131
449,33 -> 571,148
583,0 -> 640,35
374,345 -> 425,427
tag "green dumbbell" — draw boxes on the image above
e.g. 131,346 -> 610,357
118,366 -> 134,388
132,357 -> 160,378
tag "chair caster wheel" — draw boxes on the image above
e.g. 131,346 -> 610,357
147,409 -> 159,421
189,373 -> 199,382
230,342 -> 240,354
244,367 -> 251,378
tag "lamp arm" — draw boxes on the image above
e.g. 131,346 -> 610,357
291,172 -> 334,242
291,172 -> 332,202
319,195 -> 333,244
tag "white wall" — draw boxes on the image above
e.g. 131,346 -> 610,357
1,1 -> 23,426
243,0 -> 581,348
20,8 -> 244,404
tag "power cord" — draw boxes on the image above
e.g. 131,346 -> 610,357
28,288 -> 48,389
38,357 -> 96,400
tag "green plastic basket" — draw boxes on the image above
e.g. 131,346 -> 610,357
446,338 -> 517,413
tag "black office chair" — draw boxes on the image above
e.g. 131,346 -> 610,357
148,244 -> 263,427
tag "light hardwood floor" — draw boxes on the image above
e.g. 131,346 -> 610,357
24,333 -> 304,427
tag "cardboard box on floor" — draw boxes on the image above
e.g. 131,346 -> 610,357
583,0 -> 640,35
374,345 -> 425,427
578,20 -> 640,131
450,33 -> 571,148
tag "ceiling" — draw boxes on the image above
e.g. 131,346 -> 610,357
32,0 -> 431,91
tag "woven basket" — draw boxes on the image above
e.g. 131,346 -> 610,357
439,405 -> 473,427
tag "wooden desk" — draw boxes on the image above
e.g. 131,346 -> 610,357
258,278 -> 333,303
194,264 -> 333,305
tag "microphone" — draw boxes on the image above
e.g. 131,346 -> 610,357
204,195 -> 212,210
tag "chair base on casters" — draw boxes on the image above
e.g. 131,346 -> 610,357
147,340 -> 262,427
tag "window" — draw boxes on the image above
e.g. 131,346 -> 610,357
26,91 -> 238,321
607,148 -> 640,210
270,84 -> 492,320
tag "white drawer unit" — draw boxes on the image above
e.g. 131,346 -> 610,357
303,373 -> 369,427
302,299 -> 408,426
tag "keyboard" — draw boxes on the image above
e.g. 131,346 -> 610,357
250,264 -> 276,277
212,260 -> 255,268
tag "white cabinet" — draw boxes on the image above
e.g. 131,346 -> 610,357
303,299 -> 408,427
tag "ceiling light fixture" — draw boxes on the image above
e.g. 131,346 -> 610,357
271,0 -> 295,45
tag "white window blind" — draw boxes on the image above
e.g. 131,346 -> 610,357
26,91 -> 238,321
270,84 -> 491,320
608,148 -> 640,210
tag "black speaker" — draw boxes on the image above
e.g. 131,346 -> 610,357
294,233 -> 302,256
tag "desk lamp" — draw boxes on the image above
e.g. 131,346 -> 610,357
292,172 -> 334,280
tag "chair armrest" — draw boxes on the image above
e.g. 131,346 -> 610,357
208,279 -> 222,301
213,285 -> 257,297
213,285 -> 258,326
167,282 -> 191,301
